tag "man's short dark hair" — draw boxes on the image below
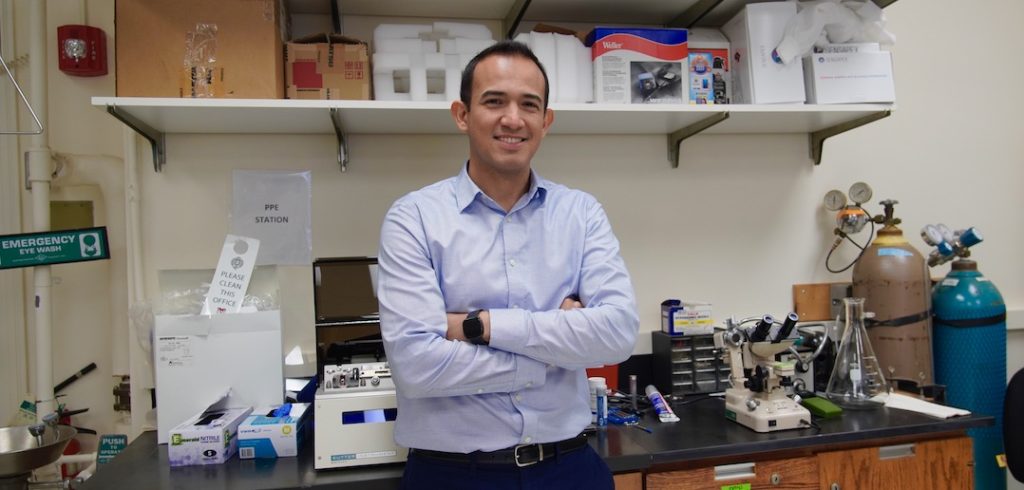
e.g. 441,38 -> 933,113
459,40 -> 550,110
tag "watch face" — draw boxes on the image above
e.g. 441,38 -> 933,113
463,314 -> 484,341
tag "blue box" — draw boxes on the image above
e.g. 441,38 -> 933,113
238,403 -> 311,459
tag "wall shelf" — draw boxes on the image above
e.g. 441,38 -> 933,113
92,97 -> 893,171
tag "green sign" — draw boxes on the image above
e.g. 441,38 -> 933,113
721,484 -> 751,490
97,434 -> 128,464
0,227 -> 110,270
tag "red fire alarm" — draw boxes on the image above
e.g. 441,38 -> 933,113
57,25 -> 107,77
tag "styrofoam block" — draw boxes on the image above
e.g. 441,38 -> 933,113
445,54 -> 463,101
376,38 -> 436,54
439,38 -> 456,54
433,21 -> 492,40
373,23 -> 432,45
531,32 -> 558,103
577,41 -> 593,103
454,38 -> 494,56
373,52 -> 411,101
554,33 -> 579,103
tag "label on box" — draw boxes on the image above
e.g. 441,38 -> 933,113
589,28 -> 688,104
688,53 -> 715,104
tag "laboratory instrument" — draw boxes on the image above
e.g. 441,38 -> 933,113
824,298 -> 890,409
925,225 -> 1005,490
0,415 -> 77,490
851,199 -> 933,387
714,316 -> 810,432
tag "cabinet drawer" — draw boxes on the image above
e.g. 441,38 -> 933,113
817,436 -> 973,490
647,456 -> 819,490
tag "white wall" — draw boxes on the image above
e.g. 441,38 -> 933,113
5,1 -> 1023,478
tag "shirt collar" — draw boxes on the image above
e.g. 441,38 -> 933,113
455,162 -> 548,213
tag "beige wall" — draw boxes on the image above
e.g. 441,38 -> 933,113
5,0 -> 1023,472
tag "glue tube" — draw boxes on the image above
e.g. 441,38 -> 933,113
645,385 -> 679,423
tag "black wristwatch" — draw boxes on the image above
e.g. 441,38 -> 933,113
463,309 -> 487,345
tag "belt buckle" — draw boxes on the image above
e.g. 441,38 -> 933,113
513,444 -> 543,467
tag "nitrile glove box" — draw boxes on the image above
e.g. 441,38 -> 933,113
802,51 -> 895,104
721,2 -> 805,104
587,27 -> 688,104
661,299 -> 714,336
168,407 -> 253,466
238,403 -> 311,459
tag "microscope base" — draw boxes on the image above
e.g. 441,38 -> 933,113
724,389 -> 811,433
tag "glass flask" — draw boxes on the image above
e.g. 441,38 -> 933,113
825,297 -> 890,409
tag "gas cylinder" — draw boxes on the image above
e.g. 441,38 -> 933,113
851,200 -> 933,386
932,259 -> 1006,490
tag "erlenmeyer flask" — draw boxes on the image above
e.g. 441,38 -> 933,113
826,297 -> 890,409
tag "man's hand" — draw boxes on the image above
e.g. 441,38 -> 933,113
560,295 -> 583,310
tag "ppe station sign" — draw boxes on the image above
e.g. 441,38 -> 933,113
0,227 -> 110,270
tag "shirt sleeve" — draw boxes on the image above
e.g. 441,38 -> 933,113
488,199 -> 639,369
377,199 -> 547,399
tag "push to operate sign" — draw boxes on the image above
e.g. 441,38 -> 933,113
0,227 -> 110,270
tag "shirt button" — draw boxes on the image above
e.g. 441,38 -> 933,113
515,394 -> 522,401
526,382 -> 532,387
509,259 -> 516,268
524,436 -> 532,443
477,388 -> 483,394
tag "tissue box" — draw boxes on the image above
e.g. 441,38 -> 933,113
661,299 -> 713,336
286,34 -> 371,100
168,407 -> 252,466
803,50 -> 895,104
722,2 -> 805,104
587,27 -> 688,104
238,403 -> 311,459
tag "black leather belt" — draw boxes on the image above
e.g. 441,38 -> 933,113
410,433 -> 589,467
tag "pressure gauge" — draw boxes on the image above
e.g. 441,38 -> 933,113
848,182 -> 873,204
823,190 -> 847,211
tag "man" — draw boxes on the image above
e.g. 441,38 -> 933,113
377,40 -> 639,489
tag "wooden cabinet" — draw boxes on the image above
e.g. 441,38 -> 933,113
643,436 -> 973,490
817,436 -> 973,490
647,456 -> 819,490
613,471 -> 644,490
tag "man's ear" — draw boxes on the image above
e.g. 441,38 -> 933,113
451,100 -> 469,132
541,108 -> 555,137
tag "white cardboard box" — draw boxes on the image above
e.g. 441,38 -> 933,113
154,310 -> 283,444
588,27 -> 689,104
721,2 -> 805,104
803,51 -> 895,104
238,403 -> 311,459
168,407 -> 253,466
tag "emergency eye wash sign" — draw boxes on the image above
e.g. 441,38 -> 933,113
0,227 -> 110,269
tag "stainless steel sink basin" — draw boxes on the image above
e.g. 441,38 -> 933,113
0,425 -> 77,478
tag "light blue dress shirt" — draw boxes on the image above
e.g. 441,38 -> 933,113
377,164 -> 639,453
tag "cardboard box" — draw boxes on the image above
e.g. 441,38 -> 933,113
154,310 -> 283,444
803,50 -> 895,104
661,299 -> 714,336
115,0 -> 285,98
286,34 -> 371,100
721,2 -> 805,104
168,407 -> 252,466
238,403 -> 311,459
688,28 -> 730,104
587,27 -> 688,104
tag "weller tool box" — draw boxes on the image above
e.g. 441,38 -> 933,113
587,27 -> 688,104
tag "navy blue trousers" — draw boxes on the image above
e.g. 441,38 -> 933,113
400,445 -> 614,490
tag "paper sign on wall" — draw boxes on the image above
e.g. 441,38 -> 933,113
231,170 -> 312,266
203,234 -> 259,315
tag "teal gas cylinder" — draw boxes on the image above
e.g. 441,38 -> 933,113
932,259 -> 1006,490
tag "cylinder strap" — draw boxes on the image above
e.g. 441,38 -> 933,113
933,313 -> 1007,328
865,310 -> 931,328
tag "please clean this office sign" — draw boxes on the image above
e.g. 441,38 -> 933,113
0,227 -> 110,269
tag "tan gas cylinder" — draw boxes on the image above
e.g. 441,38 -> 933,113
851,200 -> 933,386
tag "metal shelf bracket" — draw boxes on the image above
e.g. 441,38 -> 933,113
329,108 -> 349,172
667,112 -> 729,168
106,105 -> 166,172
809,109 -> 890,165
